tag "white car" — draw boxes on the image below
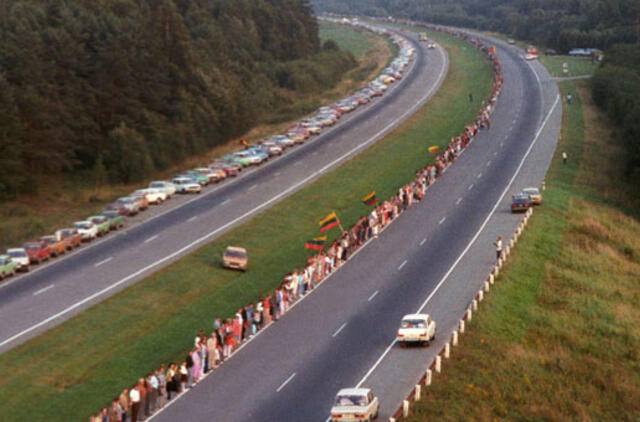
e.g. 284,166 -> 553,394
397,313 -> 436,346
132,188 -> 168,204
6,248 -> 30,272
73,221 -> 98,241
172,177 -> 202,194
234,150 -> 265,165
330,388 -> 379,422
148,181 -> 176,197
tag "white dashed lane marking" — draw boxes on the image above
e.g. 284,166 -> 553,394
468,184 -> 474,190
144,235 -> 158,244
276,373 -> 296,392
332,323 -> 347,338
187,216 -> 197,222
439,217 -> 446,225
368,290 -> 379,301
94,257 -> 113,268
456,197 -> 462,205
398,260 -> 408,270
221,198 -> 231,205
33,285 -> 54,296
419,238 -> 427,246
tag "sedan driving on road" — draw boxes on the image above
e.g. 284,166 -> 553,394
330,388 -> 379,422
511,194 -> 532,213
397,313 -> 436,346
521,187 -> 542,205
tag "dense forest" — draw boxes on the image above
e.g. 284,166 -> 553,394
0,0 -> 356,197
592,45 -> 640,179
313,0 -> 640,52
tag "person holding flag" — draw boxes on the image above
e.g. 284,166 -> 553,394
362,191 -> 377,206
318,212 -> 342,233
305,236 -> 326,251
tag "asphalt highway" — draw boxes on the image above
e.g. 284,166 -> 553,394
0,30 -> 449,352
147,30 -> 562,422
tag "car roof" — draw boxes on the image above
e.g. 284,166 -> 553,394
0,254 -> 10,260
402,313 -> 429,320
522,187 -> 539,192
337,388 -> 370,396
225,246 -> 247,253
7,248 -> 26,252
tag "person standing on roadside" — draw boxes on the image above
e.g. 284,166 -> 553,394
469,92 -> 473,102
562,151 -> 568,164
566,93 -> 572,104
119,389 -> 129,422
494,236 -> 503,261
129,385 -> 140,422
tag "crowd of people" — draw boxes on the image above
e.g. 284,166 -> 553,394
88,25 -> 503,422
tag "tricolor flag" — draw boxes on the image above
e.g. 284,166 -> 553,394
428,145 -> 439,154
318,212 -> 340,233
362,191 -> 377,206
240,139 -> 249,147
305,236 -> 327,251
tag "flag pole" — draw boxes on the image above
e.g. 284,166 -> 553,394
334,210 -> 345,232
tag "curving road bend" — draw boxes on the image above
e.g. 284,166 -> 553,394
147,29 -> 561,422
0,32 -> 449,353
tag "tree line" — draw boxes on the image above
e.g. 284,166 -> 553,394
592,45 -> 640,180
0,0 -> 356,197
313,0 -> 640,52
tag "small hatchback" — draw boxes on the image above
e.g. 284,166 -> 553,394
329,388 -> 379,422
521,187 -> 542,205
511,194 -> 532,213
397,313 -> 436,346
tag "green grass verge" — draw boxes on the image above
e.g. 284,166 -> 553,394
539,55 -> 600,78
0,29 -> 492,421
319,22 -> 376,59
404,80 -> 640,421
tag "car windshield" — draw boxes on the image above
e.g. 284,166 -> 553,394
118,197 -> 135,203
7,250 -> 27,258
523,189 -> 539,195
75,222 -> 91,229
225,250 -> 246,259
103,211 -> 117,218
24,244 -> 40,250
335,395 -> 367,406
60,230 -> 74,236
401,319 -> 426,328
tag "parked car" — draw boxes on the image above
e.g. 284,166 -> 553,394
115,196 -> 142,216
148,181 -> 177,198
73,221 -> 99,241
192,168 -> 223,184
133,188 -> 168,205
128,193 -> 149,211
102,210 -> 125,230
521,187 -> 542,205
222,246 -> 248,271
103,202 -> 128,216
88,215 -> 112,237
55,228 -> 83,250
23,241 -> 52,264
0,254 -> 18,279
210,162 -> 239,177
397,314 -> 436,346
183,171 -> 210,186
40,235 -> 67,257
6,248 -> 30,272
172,177 -> 202,194
511,194 -> 532,213
329,388 -> 379,422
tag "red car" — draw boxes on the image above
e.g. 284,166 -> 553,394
22,241 -> 52,264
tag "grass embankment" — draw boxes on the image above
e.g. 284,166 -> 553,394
539,55 -> 599,78
0,21 -> 389,253
0,29 -> 493,421
405,81 -> 640,421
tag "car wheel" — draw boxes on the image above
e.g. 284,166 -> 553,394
24,266 -> 30,272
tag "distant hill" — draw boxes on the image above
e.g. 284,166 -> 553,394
0,0 -> 355,196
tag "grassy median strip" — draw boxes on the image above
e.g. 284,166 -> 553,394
405,81 -> 640,421
0,30 -> 492,421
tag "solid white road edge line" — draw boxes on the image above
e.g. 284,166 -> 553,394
276,373 -> 297,392
94,257 -> 113,268
33,285 -> 54,296
0,44 -> 449,350
355,93 -> 560,389
332,323 -> 347,338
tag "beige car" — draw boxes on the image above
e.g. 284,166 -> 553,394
222,246 -> 247,271
397,313 -> 436,346
329,388 -> 379,422
522,187 -> 542,205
